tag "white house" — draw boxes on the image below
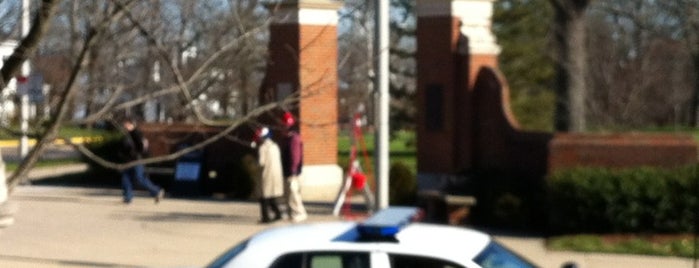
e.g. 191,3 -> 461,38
0,40 -> 19,123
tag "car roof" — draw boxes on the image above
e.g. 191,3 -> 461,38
246,220 -> 492,263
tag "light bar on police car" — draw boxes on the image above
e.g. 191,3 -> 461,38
357,207 -> 420,238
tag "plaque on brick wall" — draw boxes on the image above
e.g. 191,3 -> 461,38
276,83 -> 293,102
426,84 -> 444,131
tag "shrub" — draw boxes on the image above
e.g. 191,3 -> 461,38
547,165 -> 699,234
389,161 -> 417,205
81,133 -> 123,181
469,169 -> 546,232
238,154 -> 259,199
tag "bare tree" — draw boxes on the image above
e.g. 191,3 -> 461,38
0,0 -> 60,91
34,1 -> 270,126
656,1 -> 699,126
5,0 -> 125,191
549,0 -> 590,132
338,0 -> 416,132
585,1 -> 694,128
1,0 -> 303,193
338,0 -> 375,125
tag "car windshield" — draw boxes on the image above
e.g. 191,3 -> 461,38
473,241 -> 538,268
207,239 -> 249,268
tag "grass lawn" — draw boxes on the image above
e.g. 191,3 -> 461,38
0,125 -> 113,140
337,130 -> 416,174
5,159 -> 84,172
548,234 -> 698,258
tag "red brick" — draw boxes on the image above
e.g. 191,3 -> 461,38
261,23 -> 339,165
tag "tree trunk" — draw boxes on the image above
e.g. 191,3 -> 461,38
568,13 -> 587,132
689,53 -> 699,127
552,3 -> 570,131
550,0 -> 589,132
8,28 -> 97,192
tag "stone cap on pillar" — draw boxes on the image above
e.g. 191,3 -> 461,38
417,0 -> 500,55
265,0 -> 343,25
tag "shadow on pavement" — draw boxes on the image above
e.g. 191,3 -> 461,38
29,171 -> 121,190
0,254 -> 147,268
113,210 -> 254,224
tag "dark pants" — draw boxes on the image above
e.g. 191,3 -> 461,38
121,165 -> 161,202
259,197 -> 282,222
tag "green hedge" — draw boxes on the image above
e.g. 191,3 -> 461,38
469,169 -> 547,232
547,165 -> 699,234
82,133 -> 122,169
389,161 -> 417,205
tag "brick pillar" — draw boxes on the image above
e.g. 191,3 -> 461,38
416,0 -> 501,176
262,0 -> 342,202
416,0 -> 467,174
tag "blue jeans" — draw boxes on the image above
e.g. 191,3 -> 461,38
121,165 -> 161,202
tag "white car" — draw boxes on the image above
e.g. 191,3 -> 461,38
207,207 -> 543,268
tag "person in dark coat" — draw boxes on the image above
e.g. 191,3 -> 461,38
119,118 -> 164,204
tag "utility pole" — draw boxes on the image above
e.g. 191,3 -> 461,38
19,0 -> 30,158
374,0 -> 390,210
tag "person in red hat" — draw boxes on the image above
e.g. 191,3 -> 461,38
280,112 -> 307,222
255,126 -> 284,223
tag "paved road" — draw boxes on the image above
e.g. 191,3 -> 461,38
0,185 -> 339,268
0,183 -> 696,268
0,143 -> 695,267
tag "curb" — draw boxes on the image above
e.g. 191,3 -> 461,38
23,164 -> 90,180
0,137 -> 102,148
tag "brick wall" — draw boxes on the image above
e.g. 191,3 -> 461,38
260,23 -> 338,166
469,54 -> 498,88
252,3 -> 344,202
298,24 -> 338,165
140,123 -> 256,196
416,16 -> 462,174
261,24 -> 300,102
549,133 -> 698,171
472,67 -> 552,177
415,9 -> 696,178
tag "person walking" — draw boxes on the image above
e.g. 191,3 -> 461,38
119,118 -> 164,204
255,126 -> 284,223
281,112 -> 307,222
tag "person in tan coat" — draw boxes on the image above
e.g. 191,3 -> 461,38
255,126 -> 284,223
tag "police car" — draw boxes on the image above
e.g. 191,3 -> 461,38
207,207 -> 540,268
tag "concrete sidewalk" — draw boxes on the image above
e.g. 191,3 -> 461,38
0,185 -> 339,268
0,185 -> 696,268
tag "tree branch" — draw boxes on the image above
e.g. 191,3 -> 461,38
7,0 -> 137,192
0,0 -> 61,91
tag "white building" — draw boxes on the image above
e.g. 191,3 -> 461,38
0,40 -> 18,124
